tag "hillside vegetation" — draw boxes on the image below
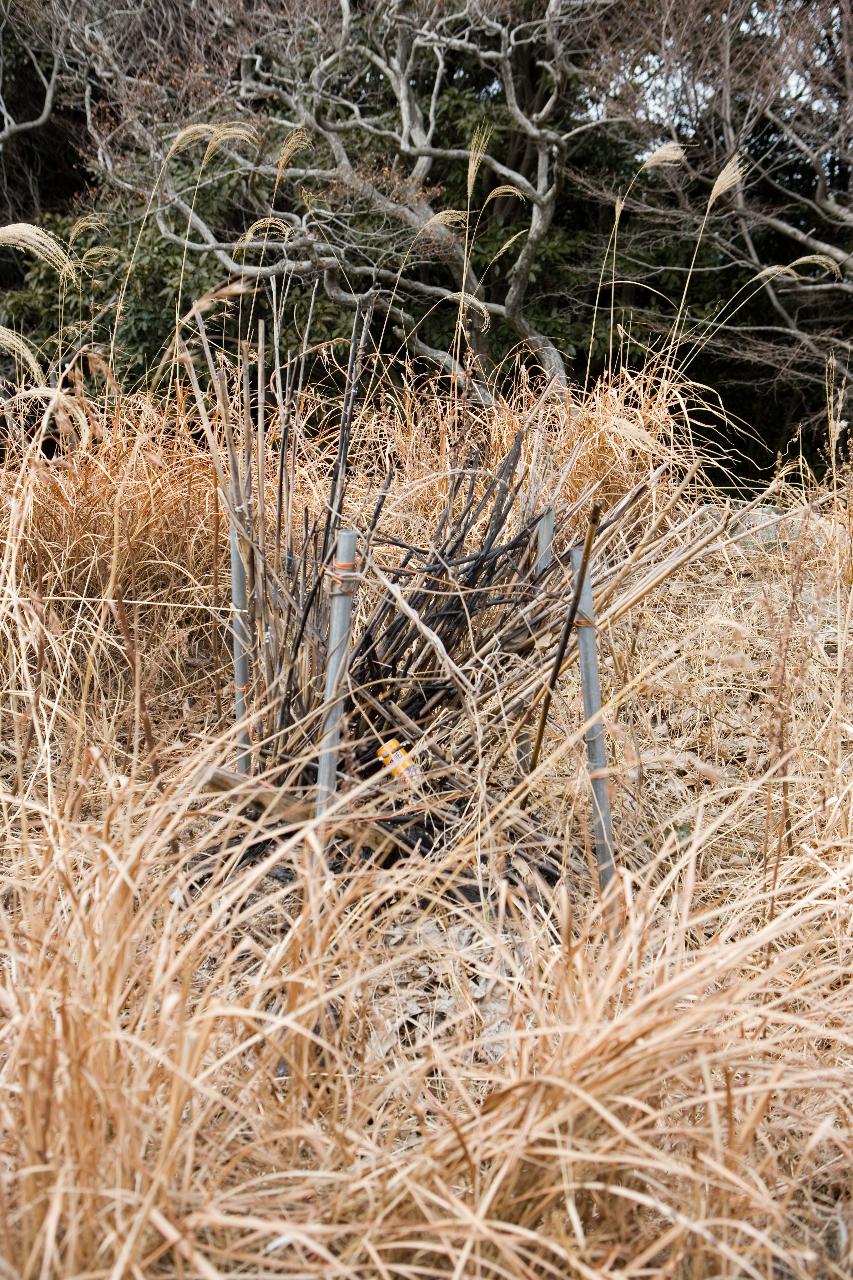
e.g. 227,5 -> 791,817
0,345 -> 851,1276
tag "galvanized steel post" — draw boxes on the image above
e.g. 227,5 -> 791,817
536,506 -> 554,577
230,510 -> 252,775
570,544 -> 616,891
315,529 -> 359,819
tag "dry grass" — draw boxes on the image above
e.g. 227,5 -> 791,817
0,366 -> 851,1279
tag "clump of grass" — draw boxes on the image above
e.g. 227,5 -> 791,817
0,408 -> 229,793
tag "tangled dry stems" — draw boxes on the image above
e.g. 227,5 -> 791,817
0,373 -> 851,1278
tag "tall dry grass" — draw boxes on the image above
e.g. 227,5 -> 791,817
0,362 -> 851,1279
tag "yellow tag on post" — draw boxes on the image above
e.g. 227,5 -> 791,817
377,738 -> 421,785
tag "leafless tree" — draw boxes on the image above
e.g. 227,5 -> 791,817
67,0 -> 634,385
7,0 -> 850,423
597,0 -> 851,412
0,3 -> 63,151
0,1 -> 77,216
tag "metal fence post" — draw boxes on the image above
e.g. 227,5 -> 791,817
315,529 -> 359,819
230,510 -> 252,775
570,544 -> 616,892
536,506 -> 554,577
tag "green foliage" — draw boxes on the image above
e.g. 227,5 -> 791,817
0,204 -> 223,385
